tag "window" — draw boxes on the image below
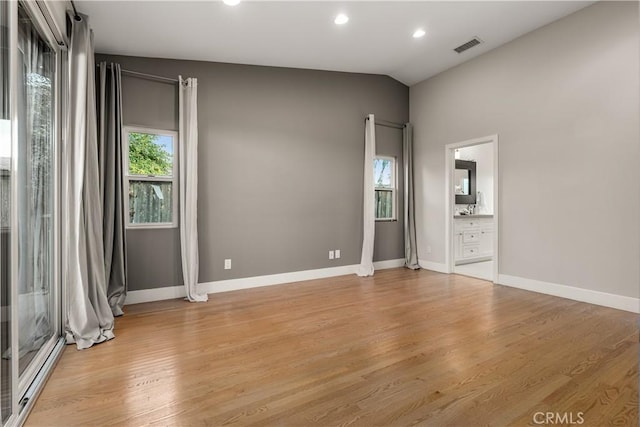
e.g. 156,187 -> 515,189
124,127 -> 178,228
374,156 -> 396,221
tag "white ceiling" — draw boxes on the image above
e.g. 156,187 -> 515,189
77,1 -> 594,86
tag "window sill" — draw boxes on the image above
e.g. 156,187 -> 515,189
375,219 -> 397,223
126,224 -> 178,230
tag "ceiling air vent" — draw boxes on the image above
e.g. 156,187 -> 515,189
454,37 -> 483,54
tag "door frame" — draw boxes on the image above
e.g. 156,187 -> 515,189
444,135 -> 499,282
6,1 -> 66,425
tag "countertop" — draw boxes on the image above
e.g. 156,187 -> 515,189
454,214 -> 494,219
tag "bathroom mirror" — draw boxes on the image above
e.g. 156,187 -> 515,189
455,160 -> 476,204
455,169 -> 470,195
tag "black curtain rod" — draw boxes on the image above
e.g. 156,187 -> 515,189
96,64 -> 179,84
364,117 -> 405,130
121,69 -> 179,84
70,0 -> 81,20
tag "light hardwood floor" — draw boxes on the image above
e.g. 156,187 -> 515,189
27,268 -> 638,426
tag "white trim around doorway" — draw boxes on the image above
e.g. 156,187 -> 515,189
444,135 -> 499,283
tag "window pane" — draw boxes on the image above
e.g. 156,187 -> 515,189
374,158 -> 393,188
0,0 -> 7,119
128,132 -> 173,176
0,0 -> 11,421
375,190 -> 393,219
129,181 -> 173,224
17,2 -> 57,377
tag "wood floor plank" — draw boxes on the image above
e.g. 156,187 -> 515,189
26,268 -> 639,426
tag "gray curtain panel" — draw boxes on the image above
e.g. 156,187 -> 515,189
64,14 -> 115,349
357,114 -> 376,277
96,62 -> 127,315
403,124 -> 420,269
179,76 -> 208,302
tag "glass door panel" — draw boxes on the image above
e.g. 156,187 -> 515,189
0,0 -> 12,423
16,2 -> 56,379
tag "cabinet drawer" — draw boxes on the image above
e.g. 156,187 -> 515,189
463,245 -> 480,258
455,220 -> 478,231
463,230 -> 480,243
454,218 -> 491,232
480,222 -> 494,232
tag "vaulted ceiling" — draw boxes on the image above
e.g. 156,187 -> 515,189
77,1 -> 594,85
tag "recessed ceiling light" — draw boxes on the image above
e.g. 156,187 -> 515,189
413,29 -> 426,38
223,0 -> 240,6
334,14 -> 349,25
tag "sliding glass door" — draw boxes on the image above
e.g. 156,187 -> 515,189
0,0 -> 12,424
1,1 -> 63,425
15,1 -> 59,389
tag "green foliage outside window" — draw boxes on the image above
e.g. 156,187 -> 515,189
127,131 -> 174,225
128,132 -> 172,176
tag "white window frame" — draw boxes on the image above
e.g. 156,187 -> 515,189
123,126 -> 178,229
374,155 -> 397,222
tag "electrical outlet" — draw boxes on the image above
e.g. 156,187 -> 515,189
335,249 -> 341,259
329,250 -> 335,260
224,259 -> 232,270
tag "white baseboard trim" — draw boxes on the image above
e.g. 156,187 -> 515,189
200,259 -> 406,295
125,259 -> 406,305
373,258 -> 406,270
200,264 -> 358,295
498,274 -> 640,314
125,285 -> 186,305
418,259 -> 449,274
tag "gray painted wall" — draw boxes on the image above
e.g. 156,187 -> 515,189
96,54 -> 408,291
410,2 -> 639,298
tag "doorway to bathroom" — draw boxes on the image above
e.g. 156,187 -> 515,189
445,135 -> 499,282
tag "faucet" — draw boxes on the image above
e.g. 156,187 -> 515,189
467,204 -> 475,215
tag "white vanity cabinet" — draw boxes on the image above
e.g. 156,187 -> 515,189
454,216 -> 493,264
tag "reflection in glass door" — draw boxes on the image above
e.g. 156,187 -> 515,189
15,1 -> 58,390
1,2 -> 62,424
0,0 -> 12,423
